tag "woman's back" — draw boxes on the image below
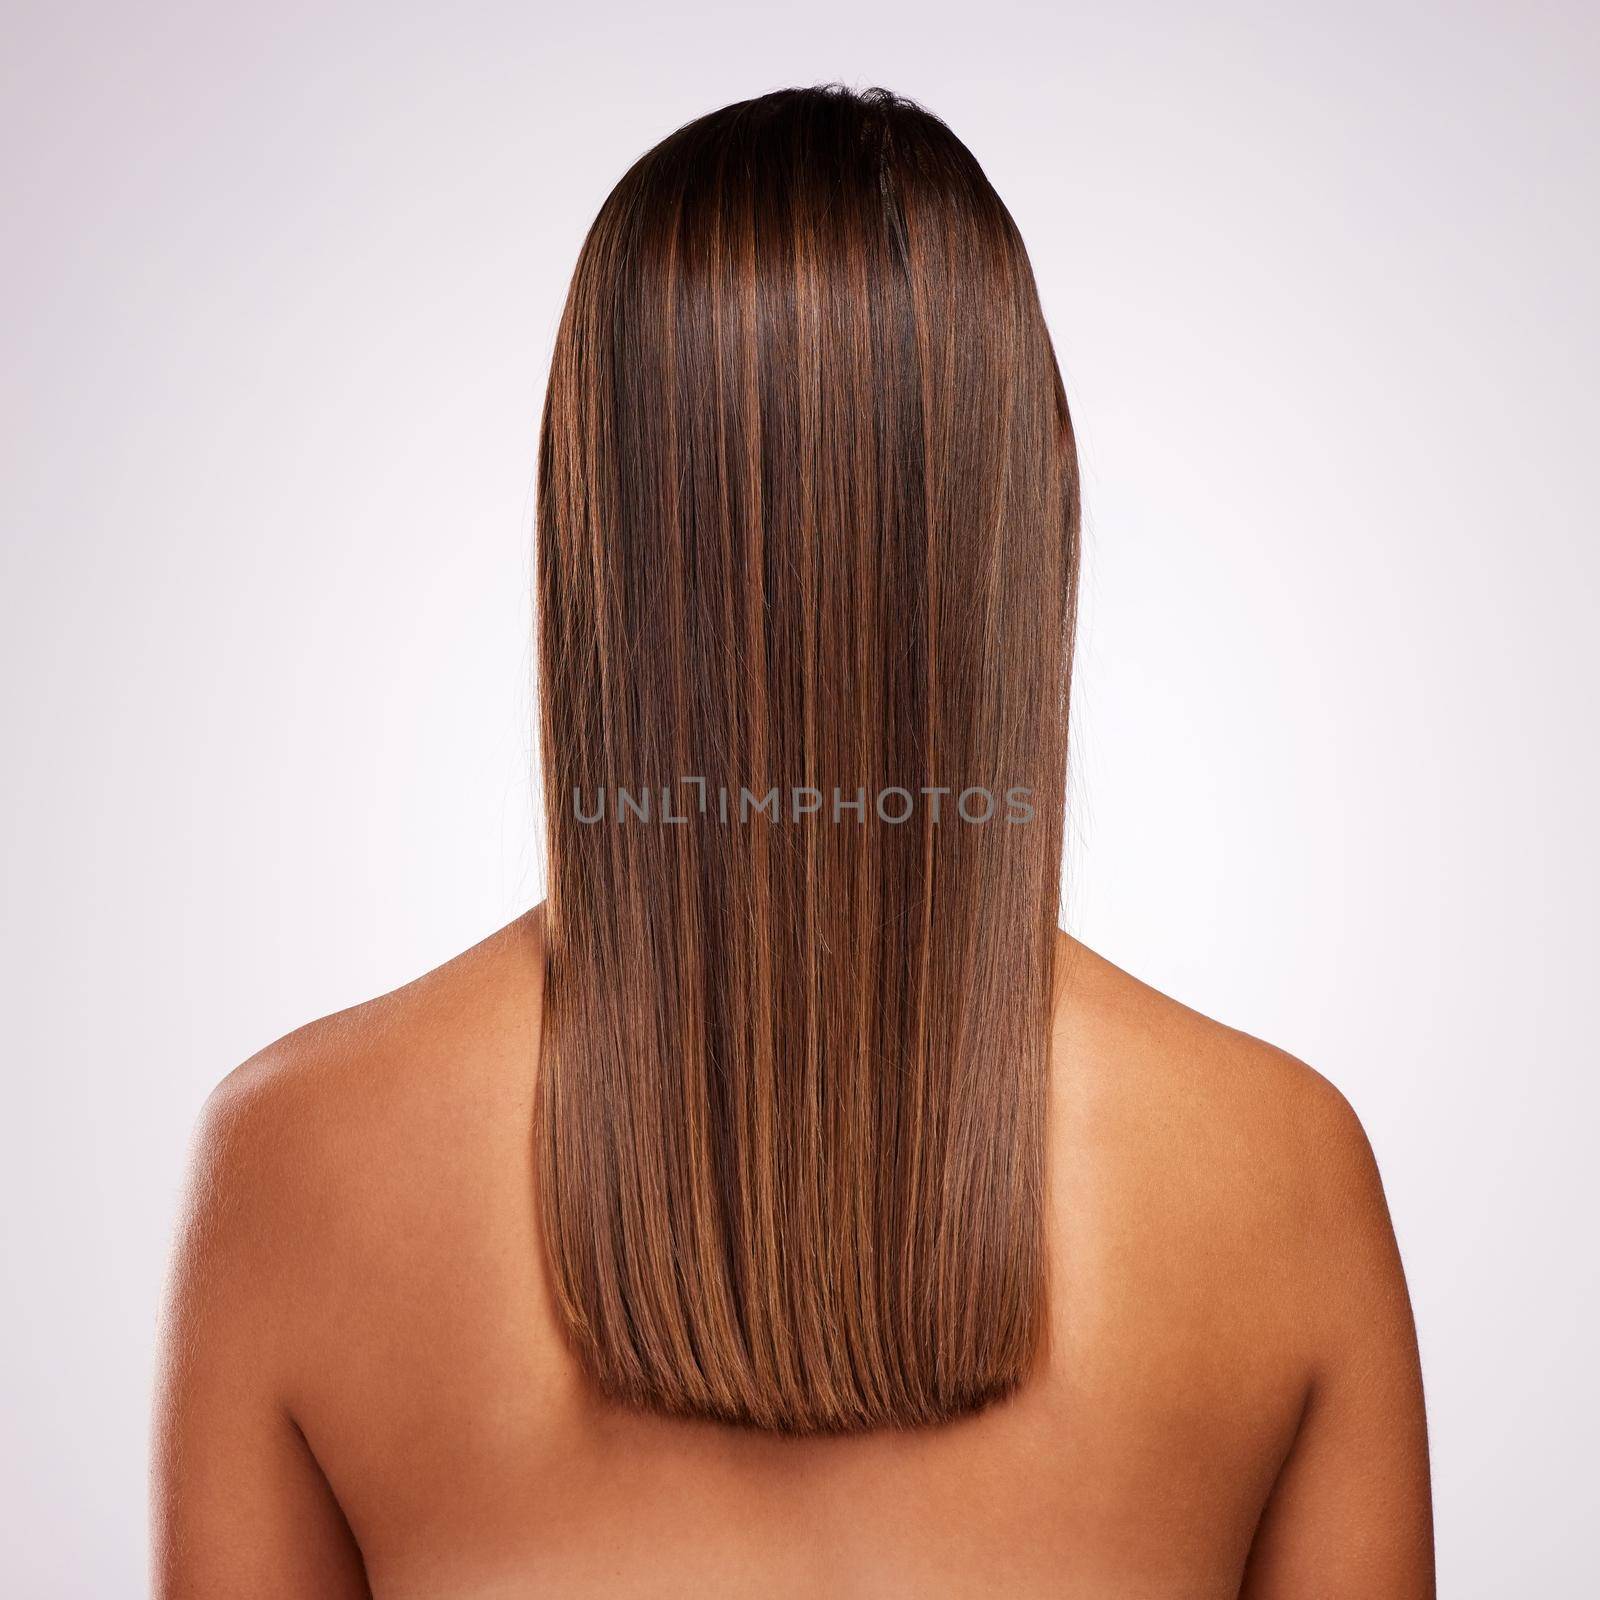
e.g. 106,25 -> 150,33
154,85 -> 1431,1596
154,909 -> 1431,1597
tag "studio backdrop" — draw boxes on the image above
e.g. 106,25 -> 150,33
1,2 -> 1595,1595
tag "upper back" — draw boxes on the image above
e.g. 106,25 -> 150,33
154,909 -> 1431,1599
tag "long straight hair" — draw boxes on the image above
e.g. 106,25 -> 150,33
535,86 -> 1079,1435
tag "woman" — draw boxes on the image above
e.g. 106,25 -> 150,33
153,86 -> 1433,1597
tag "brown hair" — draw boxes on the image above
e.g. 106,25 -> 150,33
535,85 -> 1079,1434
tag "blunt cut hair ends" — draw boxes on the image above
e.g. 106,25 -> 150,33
536,85 -> 1080,1435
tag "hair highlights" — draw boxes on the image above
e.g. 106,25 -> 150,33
535,85 -> 1079,1434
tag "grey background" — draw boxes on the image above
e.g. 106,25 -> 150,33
3,1 -> 1595,1592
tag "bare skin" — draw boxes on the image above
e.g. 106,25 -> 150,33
153,908 -> 1433,1597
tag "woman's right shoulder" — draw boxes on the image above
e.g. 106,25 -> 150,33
1050,932 -> 1406,1380
1048,938 -> 1432,1587
1055,931 -> 1383,1187
1051,936 -> 1433,1586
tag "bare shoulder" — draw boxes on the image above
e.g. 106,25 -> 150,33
154,911 -> 551,1594
169,908 -> 548,1400
1048,942 -> 1431,1588
196,907 -> 545,1189
1054,932 -> 1384,1204
1049,933 -> 1403,1380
